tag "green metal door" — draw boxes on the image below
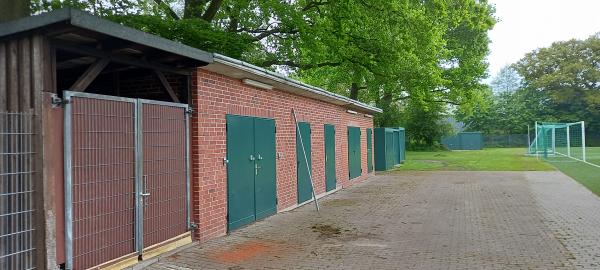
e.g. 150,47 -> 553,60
392,131 -> 400,165
296,122 -> 313,204
385,131 -> 395,169
254,118 -> 277,220
226,115 -> 256,230
348,127 -> 362,179
367,128 -> 373,172
324,124 -> 336,192
398,129 -> 406,162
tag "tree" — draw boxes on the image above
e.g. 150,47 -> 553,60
402,99 -> 453,149
514,33 -> 600,134
457,89 -> 533,135
458,33 -> 600,138
490,65 -> 521,94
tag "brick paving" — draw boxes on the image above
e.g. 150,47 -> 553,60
144,171 -> 600,270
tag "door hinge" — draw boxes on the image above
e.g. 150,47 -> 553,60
51,94 -> 69,108
185,107 -> 194,114
275,198 -> 278,205
189,222 -> 198,231
223,157 -> 229,166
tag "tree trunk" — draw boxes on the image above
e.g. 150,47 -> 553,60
379,92 -> 394,126
350,83 -> 359,100
0,0 -> 29,22
184,0 -> 208,19
202,0 -> 223,22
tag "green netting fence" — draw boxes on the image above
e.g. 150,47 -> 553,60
484,134 -> 528,148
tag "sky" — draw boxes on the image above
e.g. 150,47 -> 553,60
486,0 -> 600,80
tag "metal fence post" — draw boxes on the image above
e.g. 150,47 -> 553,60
135,99 -> 144,254
567,125 -> 571,157
582,121 -> 586,162
63,93 -> 73,270
185,107 -> 192,230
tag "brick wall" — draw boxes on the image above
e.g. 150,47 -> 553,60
190,69 -> 375,242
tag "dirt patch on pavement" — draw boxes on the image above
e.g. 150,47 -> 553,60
209,240 -> 287,264
311,223 -> 343,237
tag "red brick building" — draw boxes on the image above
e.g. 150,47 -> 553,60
191,55 -> 381,241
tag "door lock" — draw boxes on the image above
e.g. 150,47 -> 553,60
257,154 -> 263,160
141,175 -> 150,206
255,163 -> 262,175
250,155 -> 256,161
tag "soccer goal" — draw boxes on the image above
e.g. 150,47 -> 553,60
528,121 -> 587,162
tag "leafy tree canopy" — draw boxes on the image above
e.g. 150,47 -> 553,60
32,0 -> 496,146
515,34 -> 600,133
457,33 -> 600,145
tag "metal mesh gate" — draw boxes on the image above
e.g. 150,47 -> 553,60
64,92 -> 190,269
0,112 -> 36,270
141,102 -> 188,248
67,95 -> 137,270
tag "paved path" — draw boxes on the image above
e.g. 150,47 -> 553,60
144,171 -> 600,270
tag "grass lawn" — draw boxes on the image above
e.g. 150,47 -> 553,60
397,148 -> 555,171
549,160 -> 600,196
545,148 -> 600,196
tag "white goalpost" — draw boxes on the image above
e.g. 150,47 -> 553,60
529,121 -> 596,167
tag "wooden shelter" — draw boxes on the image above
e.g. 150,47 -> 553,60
0,8 -> 211,269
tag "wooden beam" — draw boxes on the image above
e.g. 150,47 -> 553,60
18,37 -> 31,110
7,40 -> 18,112
69,58 -> 110,92
0,42 -> 6,111
53,40 -> 192,76
31,34 -> 50,270
154,70 -> 180,103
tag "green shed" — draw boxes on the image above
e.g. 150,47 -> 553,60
441,132 -> 484,150
374,127 -> 407,171
397,128 -> 406,162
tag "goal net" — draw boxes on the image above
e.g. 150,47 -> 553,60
528,121 -> 586,162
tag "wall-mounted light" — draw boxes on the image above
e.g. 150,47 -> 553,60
364,114 -> 373,118
346,109 -> 358,115
242,79 -> 273,90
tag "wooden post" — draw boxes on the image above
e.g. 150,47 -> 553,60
32,34 -> 50,270
7,40 -> 18,112
19,37 -> 31,110
0,42 -> 7,111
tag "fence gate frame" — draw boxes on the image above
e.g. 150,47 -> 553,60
63,91 -> 191,269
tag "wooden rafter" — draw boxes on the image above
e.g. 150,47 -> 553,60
155,70 -> 180,103
53,40 -> 191,75
69,58 -> 110,92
